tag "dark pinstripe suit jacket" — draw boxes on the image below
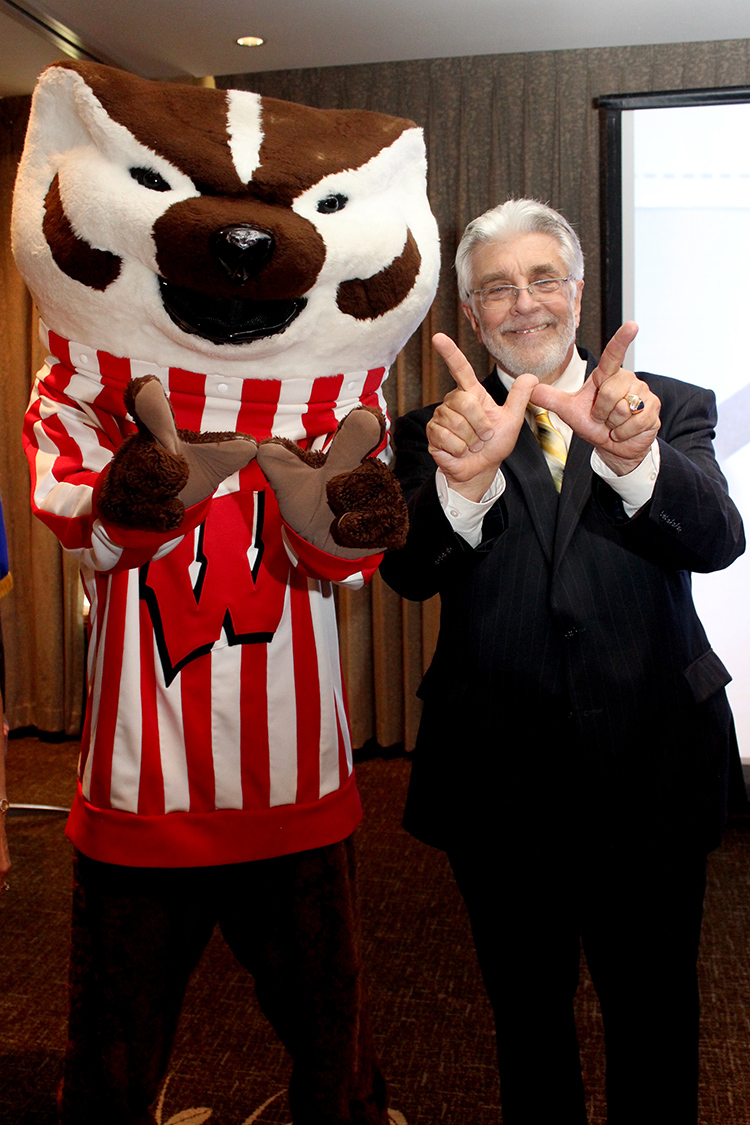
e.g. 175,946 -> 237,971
381,351 -> 745,853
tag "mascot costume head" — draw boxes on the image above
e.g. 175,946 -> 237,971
12,60 -> 439,1125
13,61 -> 438,378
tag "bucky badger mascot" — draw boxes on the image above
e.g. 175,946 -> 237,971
13,61 -> 439,1124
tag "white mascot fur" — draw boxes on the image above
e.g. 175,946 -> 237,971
13,61 -> 439,1125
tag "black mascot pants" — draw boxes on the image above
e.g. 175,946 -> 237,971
448,832 -> 707,1125
60,837 -> 387,1125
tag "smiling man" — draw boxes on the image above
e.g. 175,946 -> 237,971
381,199 -> 745,1124
461,228 -> 584,382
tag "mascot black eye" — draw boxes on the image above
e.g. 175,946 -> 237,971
316,193 -> 348,214
129,166 -> 171,192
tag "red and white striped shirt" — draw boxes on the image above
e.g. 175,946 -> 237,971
24,325 -> 389,867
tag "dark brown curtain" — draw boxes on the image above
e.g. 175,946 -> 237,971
1,38 -> 749,744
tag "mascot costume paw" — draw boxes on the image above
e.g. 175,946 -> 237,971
13,61 -> 439,1125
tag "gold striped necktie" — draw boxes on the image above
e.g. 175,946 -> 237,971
530,407 -> 567,491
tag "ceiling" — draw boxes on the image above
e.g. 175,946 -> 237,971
2,0 -> 750,98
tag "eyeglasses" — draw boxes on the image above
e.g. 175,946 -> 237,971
472,277 -> 571,309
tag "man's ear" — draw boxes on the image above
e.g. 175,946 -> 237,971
573,279 -> 584,329
462,300 -> 482,341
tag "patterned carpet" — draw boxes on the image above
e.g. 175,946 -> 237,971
1,734 -> 749,1124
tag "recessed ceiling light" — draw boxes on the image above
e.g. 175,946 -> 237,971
237,35 -> 265,48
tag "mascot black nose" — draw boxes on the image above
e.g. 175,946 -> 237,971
210,225 -> 274,284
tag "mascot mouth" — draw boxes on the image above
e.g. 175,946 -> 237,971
159,278 -> 306,345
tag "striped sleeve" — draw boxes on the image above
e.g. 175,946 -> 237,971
23,361 -> 196,572
281,525 -> 383,590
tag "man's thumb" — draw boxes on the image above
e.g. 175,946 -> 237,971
506,373 -> 539,422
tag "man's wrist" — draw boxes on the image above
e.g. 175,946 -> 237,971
436,468 -> 505,548
442,468 -> 500,502
592,440 -> 660,516
596,449 -> 647,477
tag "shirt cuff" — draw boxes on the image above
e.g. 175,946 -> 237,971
591,440 -> 660,517
436,469 -> 506,547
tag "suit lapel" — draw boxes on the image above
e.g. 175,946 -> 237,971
552,350 -> 598,569
485,369 -> 558,564
553,433 -> 593,568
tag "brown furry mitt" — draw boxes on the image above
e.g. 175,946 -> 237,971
255,407 -> 408,558
98,376 -> 257,532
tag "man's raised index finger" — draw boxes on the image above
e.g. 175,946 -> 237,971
432,333 -> 482,393
593,321 -> 639,383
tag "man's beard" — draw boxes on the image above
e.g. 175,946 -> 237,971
478,310 -> 576,382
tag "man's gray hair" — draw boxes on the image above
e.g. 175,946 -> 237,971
455,199 -> 585,302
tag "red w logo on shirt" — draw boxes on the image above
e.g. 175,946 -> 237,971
140,488 -> 287,685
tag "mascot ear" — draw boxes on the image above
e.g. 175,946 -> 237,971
13,64 -> 126,296
12,65 -> 103,287
16,64 -> 101,171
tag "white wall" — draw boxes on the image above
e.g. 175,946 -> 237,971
624,103 -> 750,756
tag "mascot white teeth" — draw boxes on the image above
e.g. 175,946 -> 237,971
13,60 -> 439,1125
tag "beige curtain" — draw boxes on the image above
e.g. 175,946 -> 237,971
0,95 -> 84,735
1,38 -> 749,744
